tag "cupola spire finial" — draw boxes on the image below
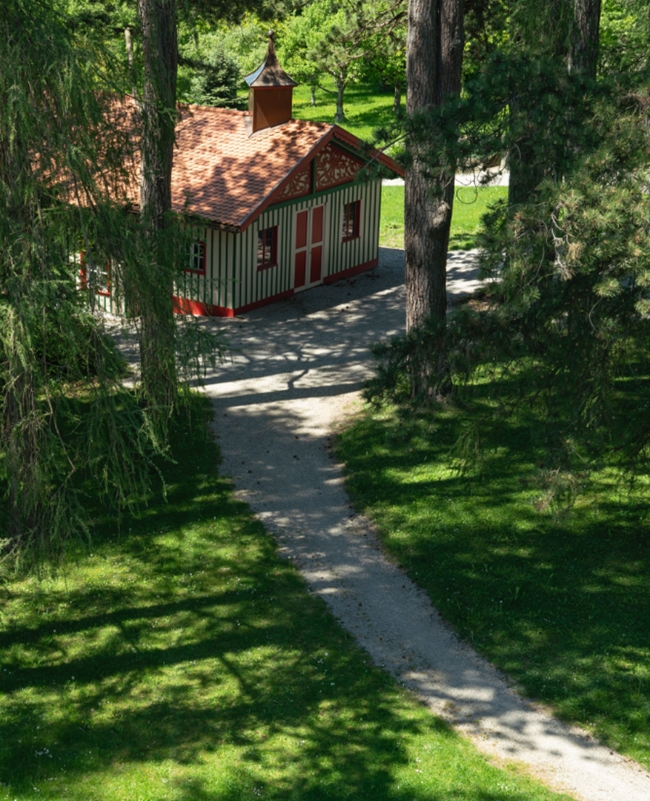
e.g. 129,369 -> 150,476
243,30 -> 298,134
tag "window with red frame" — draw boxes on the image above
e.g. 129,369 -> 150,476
342,200 -> 360,242
257,226 -> 278,270
187,241 -> 206,274
80,254 -> 111,296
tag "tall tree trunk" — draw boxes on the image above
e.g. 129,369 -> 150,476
137,0 -> 178,413
405,0 -> 464,393
335,75 -> 346,122
570,0 -> 601,78
507,128 -> 545,206
393,83 -> 401,113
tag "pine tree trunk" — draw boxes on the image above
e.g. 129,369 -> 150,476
570,0 -> 601,78
507,130 -> 544,206
405,0 -> 464,395
334,75 -> 346,122
137,0 -> 178,412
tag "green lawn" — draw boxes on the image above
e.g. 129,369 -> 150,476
0,398 -> 572,801
380,185 -> 508,250
292,82 -> 398,142
336,400 -> 650,772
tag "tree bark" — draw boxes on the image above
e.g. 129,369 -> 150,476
310,84 -> 317,106
137,0 -> 178,412
405,0 -> 464,338
405,0 -> 441,334
393,83 -> 401,113
570,0 -> 601,79
334,74 -> 346,122
507,132 -> 545,206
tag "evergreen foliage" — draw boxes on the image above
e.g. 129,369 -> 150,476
187,44 -> 243,107
0,0 -> 151,562
368,0 -> 650,481
279,0 -> 405,122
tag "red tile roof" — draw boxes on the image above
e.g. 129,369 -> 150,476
123,101 -> 404,231
173,106 -> 332,230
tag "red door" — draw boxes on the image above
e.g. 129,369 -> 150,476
294,210 -> 308,289
310,205 -> 324,283
294,205 -> 325,291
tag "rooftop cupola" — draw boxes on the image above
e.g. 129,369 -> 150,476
244,32 -> 298,135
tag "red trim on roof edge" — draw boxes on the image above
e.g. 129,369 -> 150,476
239,125 -> 403,231
332,126 -> 405,177
239,126 -> 336,231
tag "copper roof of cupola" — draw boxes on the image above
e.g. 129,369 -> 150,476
244,32 -> 298,88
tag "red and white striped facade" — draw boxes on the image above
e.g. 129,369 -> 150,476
93,130 -> 400,318
173,169 -> 384,317
88,39 -> 403,317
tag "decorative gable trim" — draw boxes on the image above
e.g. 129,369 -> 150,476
239,127 -> 336,231
238,125 -> 404,232
277,162 -> 312,201
315,144 -> 364,191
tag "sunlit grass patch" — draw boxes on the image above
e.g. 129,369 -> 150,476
0,398 -> 573,801
292,81 -> 397,142
292,82 -> 508,254
336,402 -> 650,770
380,185 -> 508,250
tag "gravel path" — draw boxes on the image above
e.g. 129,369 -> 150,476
198,247 -> 649,801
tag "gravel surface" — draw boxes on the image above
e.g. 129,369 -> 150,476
114,247 -> 650,800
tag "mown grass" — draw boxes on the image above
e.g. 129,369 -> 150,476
0,397 -> 572,801
380,185 -> 509,250
336,393 -> 650,772
292,82 -> 398,142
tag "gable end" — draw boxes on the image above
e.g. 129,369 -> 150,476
315,143 -> 364,192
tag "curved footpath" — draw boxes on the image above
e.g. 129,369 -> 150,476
200,248 -> 650,801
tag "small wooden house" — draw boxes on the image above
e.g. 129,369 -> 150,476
92,36 -> 403,317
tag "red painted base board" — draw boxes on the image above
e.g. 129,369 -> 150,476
173,260 -> 377,319
234,288 -> 295,315
173,288 -> 296,318
323,258 -> 379,284
173,296 -> 235,318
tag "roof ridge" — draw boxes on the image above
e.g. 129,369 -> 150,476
178,103 -> 247,115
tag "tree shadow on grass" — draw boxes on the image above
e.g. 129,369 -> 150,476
0,401 -> 557,801
0,400 -> 568,801
337,391 -> 650,767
